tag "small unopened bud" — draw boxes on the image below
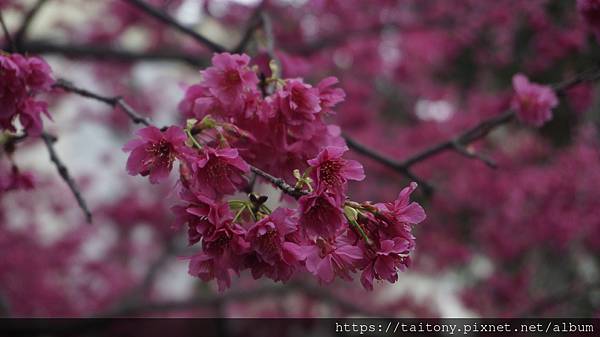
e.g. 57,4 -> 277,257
293,169 -> 302,180
343,205 -> 359,222
185,118 -> 198,130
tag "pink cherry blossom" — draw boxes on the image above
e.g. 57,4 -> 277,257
375,182 -> 426,228
511,74 -> 558,127
182,146 -> 250,198
298,192 -> 345,239
122,126 -> 189,183
304,236 -> 363,284
0,53 -> 53,135
307,145 -> 365,198
360,237 -> 413,291
245,208 -> 307,282
201,53 -> 259,106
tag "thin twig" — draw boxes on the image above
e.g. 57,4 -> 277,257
250,166 -> 306,199
19,39 -> 206,66
13,0 -> 49,49
400,66 -> 600,168
400,111 -> 514,168
346,65 -> 600,190
53,79 -> 152,126
123,0 -> 227,53
0,10 -> 15,52
232,4 -> 265,53
342,134 -> 433,195
41,132 -> 92,223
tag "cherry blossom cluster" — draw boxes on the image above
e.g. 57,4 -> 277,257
0,52 -> 54,136
123,52 -> 426,291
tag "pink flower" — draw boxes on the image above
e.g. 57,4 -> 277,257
245,208 -> 307,282
0,53 -> 53,135
317,76 -> 345,114
298,192 -> 345,239
18,100 -> 50,137
305,236 -> 363,284
171,188 -> 231,245
122,126 -> 189,184
307,146 -> 365,198
374,182 -> 426,229
360,237 -> 413,290
278,79 -> 322,125
19,55 -> 54,91
511,74 -> 558,127
183,146 -> 249,198
188,252 -> 235,292
201,53 -> 258,106
178,84 -> 223,120
188,221 -> 249,291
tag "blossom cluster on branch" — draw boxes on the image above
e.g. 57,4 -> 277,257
0,53 -> 53,136
124,52 -> 426,290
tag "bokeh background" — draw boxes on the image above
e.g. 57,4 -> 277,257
1,0 -> 599,317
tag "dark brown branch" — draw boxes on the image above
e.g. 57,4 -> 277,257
0,10 -> 14,52
346,65 -> 600,188
342,134 -> 433,195
400,111 -> 514,168
232,4 -> 265,53
250,166 -> 306,199
53,79 -> 152,126
41,132 -> 92,223
13,0 -> 49,49
123,0 -> 227,53
20,40 -> 206,66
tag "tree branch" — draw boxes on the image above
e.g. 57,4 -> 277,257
41,132 -> 92,223
342,134 -> 433,195
0,10 -> 15,52
123,0 -> 228,53
13,0 -> 49,49
346,65 -> 600,192
250,166 -> 306,199
53,79 -> 152,126
19,39 -> 206,66
232,4 -> 265,53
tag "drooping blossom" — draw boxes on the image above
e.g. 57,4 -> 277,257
182,146 -> 250,198
171,188 -> 231,245
307,145 -> 365,198
188,221 -> 249,291
360,237 -> 413,290
304,236 -> 363,284
317,77 -> 346,114
298,192 -> 345,239
245,208 -> 308,282
0,53 -> 54,136
374,182 -> 426,230
511,74 -> 558,127
356,183 -> 425,290
122,126 -> 189,184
